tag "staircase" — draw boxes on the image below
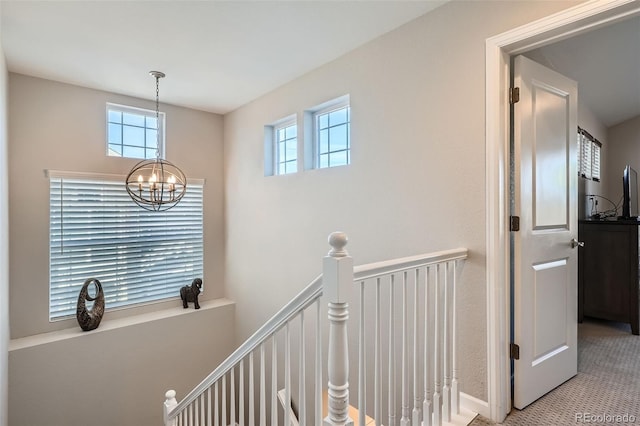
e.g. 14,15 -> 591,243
164,232 -> 477,426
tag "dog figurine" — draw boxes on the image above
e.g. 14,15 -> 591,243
180,278 -> 202,309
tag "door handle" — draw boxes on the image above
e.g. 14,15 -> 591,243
571,238 -> 584,249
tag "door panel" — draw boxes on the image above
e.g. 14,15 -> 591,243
512,55 -> 578,410
533,84 -> 570,229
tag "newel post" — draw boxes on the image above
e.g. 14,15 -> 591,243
164,389 -> 177,426
324,232 -> 355,426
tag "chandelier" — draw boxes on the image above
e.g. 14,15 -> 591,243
125,71 -> 186,211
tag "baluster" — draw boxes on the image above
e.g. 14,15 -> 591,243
239,359 -> 244,426
443,262 -> 451,423
271,336 -> 278,426
323,232 -> 354,426
207,387 -> 212,426
433,265 -> 441,426
388,275 -> 396,426
189,401 -> 194,426
400,271 -> 409,426
413,269 -> 421,426
164,390 -> 177,426
451,261 -> 460,416
195,396 -> 200,426
299,311 -> 306,426
200,394 -> 205,426
260,344 -> 266,426
231,367 -> 236,426
222,375 -> 227,426
423,267 -> 432,426
285,322 -> 291,426
249,352 -> 255,426
315,298 -> 322,426
358,281 -> 365,426
375,277 -> 381,424
179,411 -> 184,426
215,381 -> 219,426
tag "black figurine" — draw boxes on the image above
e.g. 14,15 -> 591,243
180,278 -> 202,309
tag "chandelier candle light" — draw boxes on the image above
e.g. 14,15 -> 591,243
125,71 -> 186,211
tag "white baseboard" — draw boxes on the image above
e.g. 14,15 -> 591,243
460,392 -> 490,420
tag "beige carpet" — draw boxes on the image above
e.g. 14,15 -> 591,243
470,318 -> 640,425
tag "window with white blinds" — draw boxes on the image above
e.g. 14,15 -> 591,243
578,127 -> 601,182
49,171 -> 204,320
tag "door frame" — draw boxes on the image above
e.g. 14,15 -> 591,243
485,0 -> 640,422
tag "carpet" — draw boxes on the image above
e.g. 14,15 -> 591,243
469,318 -> 640,425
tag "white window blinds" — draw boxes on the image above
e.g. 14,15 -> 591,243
49,171 -> 204,320
578,127 -> 601,182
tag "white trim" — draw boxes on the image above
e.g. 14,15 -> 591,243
10,299 -> 234,351
485,0 -> 640,422
460,392 -> 490,420
44,169 -> 205,185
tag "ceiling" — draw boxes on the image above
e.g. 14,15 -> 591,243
526,15 -> 640,128
2,2 -> 638,125
0,0 -> 447,115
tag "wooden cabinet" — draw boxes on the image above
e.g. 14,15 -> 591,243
578,220 -> 639,334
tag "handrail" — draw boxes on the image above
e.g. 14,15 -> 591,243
353,248 -> 468,282
167,247 -> 468,420
168,274 -> 324,419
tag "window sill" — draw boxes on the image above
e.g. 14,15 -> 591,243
9,297 -> 234,352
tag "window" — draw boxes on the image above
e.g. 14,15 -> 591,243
313,98 -> 350,168
107,103 -> 165,160
275,120 -> 298,175
578,127 -> 601,182
48,171 -> 203,320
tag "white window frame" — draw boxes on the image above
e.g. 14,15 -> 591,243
578,127 -> 601,182
274,118 -> 298,175
305,95 -> 351,170
48,170 -> 204,321
264,114 -> 298,176
106,103 -> 165,160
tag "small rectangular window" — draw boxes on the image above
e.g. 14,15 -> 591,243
107,103 -> 165,160
275,121 -> 298,175
48,171 -> 203,320
264,115 -> 297,176
578,127 -> 601,182
307,96 -> 350,169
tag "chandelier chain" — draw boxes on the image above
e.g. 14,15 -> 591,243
155,74 -> 160,160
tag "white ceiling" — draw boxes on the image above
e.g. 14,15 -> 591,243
0,0 -> 447,114
526,15 -> 640,128
3,2 -> 638,126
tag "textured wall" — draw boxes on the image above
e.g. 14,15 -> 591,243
605,115 -> 640,204
223,0 -> 581,403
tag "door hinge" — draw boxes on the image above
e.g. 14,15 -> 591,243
510,87 -> 520,104
510,215 -> 520,232
510,343 -> 520,360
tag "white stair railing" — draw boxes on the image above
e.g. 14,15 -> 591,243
165,232 -> 473,426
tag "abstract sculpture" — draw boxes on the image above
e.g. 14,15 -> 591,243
76,278 -> 105,331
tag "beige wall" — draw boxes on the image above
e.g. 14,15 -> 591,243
9,74 -> 226,338
605,115 -> 640,204
9,302 -> 235,426
224,0 -> 581,403
0,8 -> 10,424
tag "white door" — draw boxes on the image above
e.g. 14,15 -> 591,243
512,55 -> 578,410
